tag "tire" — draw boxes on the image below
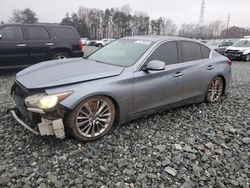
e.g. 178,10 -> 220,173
205,76 -> 224,103
98,44 -> 103,47
66,96 -> 116,141
51,52 -> 69,60
244,54 -> 250,62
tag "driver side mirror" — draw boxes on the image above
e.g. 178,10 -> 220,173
0,34 -> 2,40
144,60 -> 166,71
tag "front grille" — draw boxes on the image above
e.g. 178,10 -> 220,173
225,50 -> 243,55
12,81 -> 42,124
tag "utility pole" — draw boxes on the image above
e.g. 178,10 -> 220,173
198,0 -> 205,39
199,0 -> 205,25
226,14 -> 230,39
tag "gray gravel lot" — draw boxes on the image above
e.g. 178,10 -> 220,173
0,60 -> 250,187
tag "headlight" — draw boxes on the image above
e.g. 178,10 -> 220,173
25,92 -> 72,110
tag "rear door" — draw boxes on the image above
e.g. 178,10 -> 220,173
133,41 -> 183,114
24,25 -> 52,64
177,41 -> 213,100
0,25 -> 28,67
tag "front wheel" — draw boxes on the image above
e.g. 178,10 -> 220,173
244,54 -> 250,62
205,76 -> 224,103
66,96 -> 116,141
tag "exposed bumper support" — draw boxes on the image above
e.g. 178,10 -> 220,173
11,110 -> 65,139
11,110 -> 40,135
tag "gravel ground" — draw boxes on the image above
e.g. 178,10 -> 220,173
0,61 -> 250,188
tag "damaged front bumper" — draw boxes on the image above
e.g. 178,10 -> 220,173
10,109 -> 65,139
11,81 -> 68,139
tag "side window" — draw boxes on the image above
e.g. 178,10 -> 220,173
0,26 -> 23,41
200,44 -> 211,59
147,41 -> 179,65
179,41 -> 202,62
51,26 -> 78,39
27,26 -> 50,40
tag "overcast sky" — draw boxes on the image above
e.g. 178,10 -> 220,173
1,0 -> 249,28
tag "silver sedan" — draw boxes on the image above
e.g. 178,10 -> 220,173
11,36 -> 232,141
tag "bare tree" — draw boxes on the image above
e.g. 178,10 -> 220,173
208,20 -> 226,38
163,19 -> 177,35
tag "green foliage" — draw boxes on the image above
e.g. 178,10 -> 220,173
10,8 -> 38,24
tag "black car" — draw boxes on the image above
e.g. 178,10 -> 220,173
0,23 -> 84,69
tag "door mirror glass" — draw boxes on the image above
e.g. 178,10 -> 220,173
0,34 -> 2,39
145,60 -> 165,71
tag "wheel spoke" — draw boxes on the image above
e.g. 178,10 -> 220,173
95,122 -> 100,133
81,123 -> 91,132
76,119 -> 89,127
99,112 -> 111,117
97,118 -> 109,123
77,116 -> 89,120
91,123 -> 95,137
97,121 -> 106,128
97,102 -> 107,114
85,123 -> 92,135
84,102 -> 93,115
79,110 -> 89,117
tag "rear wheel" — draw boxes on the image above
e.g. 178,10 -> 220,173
205,76 -> 224,103
66,96 -> 116,141
51,52 -> 69,60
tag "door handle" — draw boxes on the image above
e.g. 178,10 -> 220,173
16,44 -> 26,47
173,72 -> 184,77
207,65 -> 215,70
45,42 -> 54,46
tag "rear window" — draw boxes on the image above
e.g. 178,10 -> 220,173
51,26 -> 79,39
27,26 -> 50,40
180,41 -> 202,62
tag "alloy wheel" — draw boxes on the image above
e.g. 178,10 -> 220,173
75,99 -> 112,138
207,77 -> 223,102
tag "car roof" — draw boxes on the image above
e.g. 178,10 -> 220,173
240,38 -> 250,41
1,23 -> 73,28
122,35 -> 193,42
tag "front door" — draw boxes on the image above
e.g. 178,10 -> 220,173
133,41 -> 183,114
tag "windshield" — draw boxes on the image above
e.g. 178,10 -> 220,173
232,40 -> 250,47
205,40 -> 221,46
88,39 -> 153,67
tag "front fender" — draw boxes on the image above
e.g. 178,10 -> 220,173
243,49 -> 250,55
45,73 -> 133,124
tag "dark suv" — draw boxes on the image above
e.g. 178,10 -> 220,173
0,23 -> 84,69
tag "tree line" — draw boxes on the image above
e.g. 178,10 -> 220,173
4,6 -> 250,40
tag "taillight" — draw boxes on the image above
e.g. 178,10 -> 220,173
79,40 -> 83,51
227,59 -> 232,66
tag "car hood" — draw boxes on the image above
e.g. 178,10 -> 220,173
226,46 -> 249,51
16,58 -> 125,89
